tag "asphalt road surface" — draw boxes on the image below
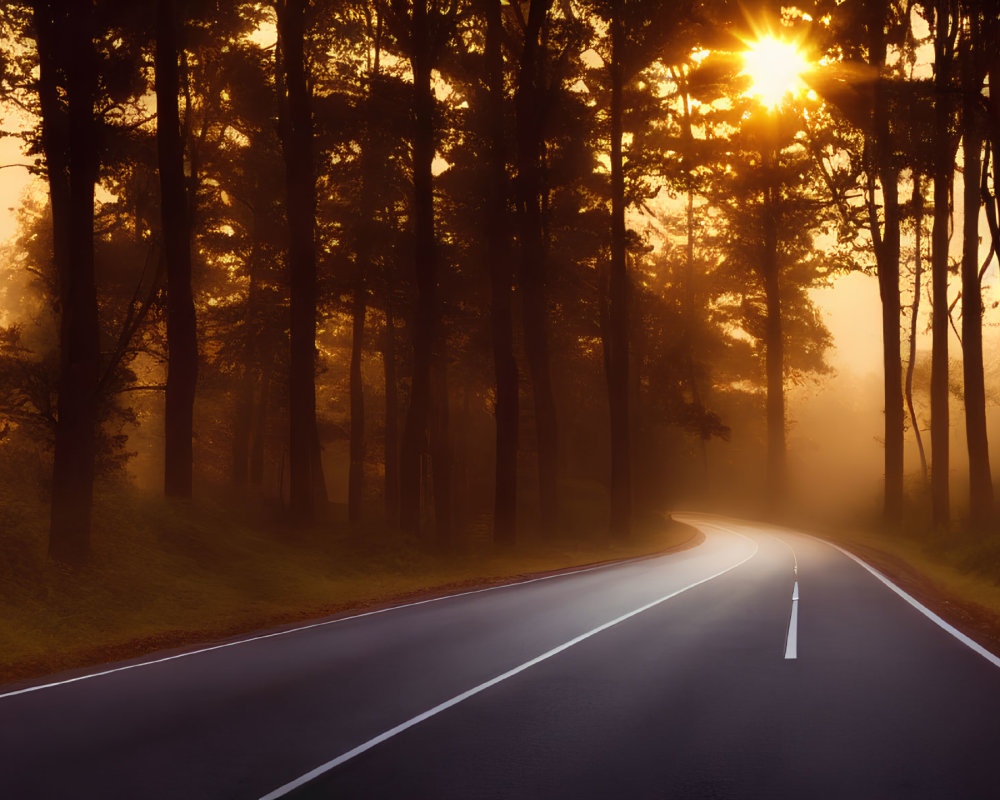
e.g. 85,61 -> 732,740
4,514 -> 1000,799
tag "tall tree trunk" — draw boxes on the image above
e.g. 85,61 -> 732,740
399,0 -> 440,534
607,0 -> 630,538
961,15 -> 993,529
232,369 -> 254,485
674,69 -> 709,475
515,0 -> 559,533
762,148 -> 785,515
35,0 -> 100,564
348,7 -> 383,525
277,0 -> 324,523
383,294 -> 400,523
931,0 -> 954,531
431,357 -> 452,547
906,173 -> 929,481
348,285 -> 366,522
485,0 -> 518,547
876,171 -> 904,529
234,253 -> 263,486
156,0 -> 198,499
869,4 -> 904,528
250,354 -> 272,486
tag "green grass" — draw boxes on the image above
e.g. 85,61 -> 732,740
0,482 -> 694,685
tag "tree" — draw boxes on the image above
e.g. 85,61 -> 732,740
514,0 -> 560,533
904,172 -> 929,482
483,0 -> 519,546
865,0 -> 905,528
396,0 -> 457,546
347,1 -> 385,525
959,0 -> 993,529
276,0 -> 327,523
606,0 -> 630,537
32,0 -> 102,562
930,0 -> 957,531
156,0 -> 198,499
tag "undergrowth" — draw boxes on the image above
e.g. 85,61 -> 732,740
0,479 -> 691,684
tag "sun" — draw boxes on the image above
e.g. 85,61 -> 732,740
741,35 -> 810,108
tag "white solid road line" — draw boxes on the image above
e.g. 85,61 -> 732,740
819,539 -> 1000,670
258,531 -> 759,800
0,546 -> 693,702
785,581 -> 799,660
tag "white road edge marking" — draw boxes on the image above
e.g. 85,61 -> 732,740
258,532 -> 759,800
0,546 -> 696,702
784,581 -> 799,660
819,538 -> 1000,670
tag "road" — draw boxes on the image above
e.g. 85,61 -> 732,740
3,514 -> 1000,799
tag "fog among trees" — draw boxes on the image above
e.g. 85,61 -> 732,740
1,0 -> 1000,567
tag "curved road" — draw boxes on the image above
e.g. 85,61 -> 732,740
3,514 -> 1000,798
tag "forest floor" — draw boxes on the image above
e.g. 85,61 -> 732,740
0,481 -> 698,686
819,524 -> 1000,660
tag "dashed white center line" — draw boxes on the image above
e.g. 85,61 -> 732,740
785,581 -> 799,660
772,534 -> 799,660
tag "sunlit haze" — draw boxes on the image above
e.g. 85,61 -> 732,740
741,35 -> 809,108
3,5 -> 1000,797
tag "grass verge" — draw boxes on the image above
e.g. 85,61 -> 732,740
820,526 -> 1000,658
0,484 -> 697,686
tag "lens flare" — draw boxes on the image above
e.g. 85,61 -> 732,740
741,36 -> 809,108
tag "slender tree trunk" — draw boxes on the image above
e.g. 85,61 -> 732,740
157,0 -> 198,499
879,186 -> 904,527
877,172 -> 904,528
687,183 -> 709,475
906,174 -> 929,481
399,0 -> 440,534
277,0 -> 324,523
348,9 -> 383,525
762,149 -> 785,515
233,250 -> 263,485
674,71 -> 709,475
485,0 -> 519,547
383,296 -> 400,523
232,369 -> 254,485
607,0 -> 630,538
986,53 -> 1000,258
869,5 -> 904,528
961,17 -> 993,529
431,357 -> 452,547
348,286 -> 366,522
931,0 -> 954,531
515,0 -> 559,533
250,355 -> 272,486
35,0 -> 100,564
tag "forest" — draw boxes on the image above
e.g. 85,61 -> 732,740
0,0 -> 998,591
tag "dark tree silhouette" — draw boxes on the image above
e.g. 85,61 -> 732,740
348,2 -> 384,525
930,0 -> 956,532
156,0 -> 198,499
866,0 -> 904,528
515,0 -> 559,533
905,173 -> 928,482
33,0 -> 101,563
960,3 -> 993,529
276,0 -> 326,522
607,0 -> 631,537
484,0 -> 519,547
398,0 -> 453,545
